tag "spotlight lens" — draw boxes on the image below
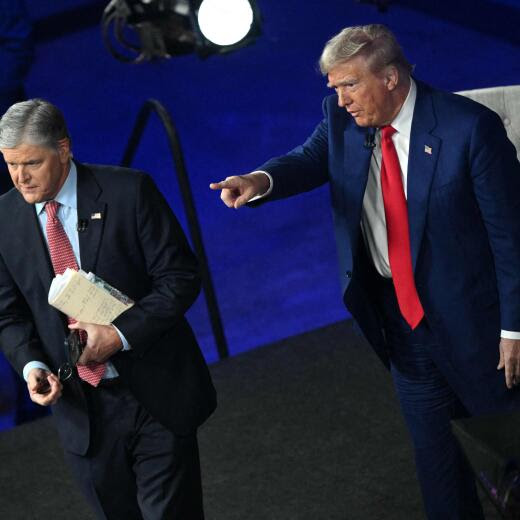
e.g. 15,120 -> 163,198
198,0 -> 254,46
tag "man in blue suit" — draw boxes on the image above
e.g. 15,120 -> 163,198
211,24 -> 520,519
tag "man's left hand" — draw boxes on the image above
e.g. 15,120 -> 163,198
68,321 -> 123,365
497,338 -> 520,389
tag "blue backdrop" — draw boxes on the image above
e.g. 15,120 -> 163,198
1,0 -> 519,429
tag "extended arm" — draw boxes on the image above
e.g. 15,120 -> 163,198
210,97 -> 334,206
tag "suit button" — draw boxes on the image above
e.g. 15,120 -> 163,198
346,271 -> 352,278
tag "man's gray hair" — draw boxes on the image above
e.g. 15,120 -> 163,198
319,24 -> 413,76
0,99 -> 71,149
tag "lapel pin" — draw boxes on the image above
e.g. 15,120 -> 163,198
424,145 -> 432,155
91,212 -> 102,220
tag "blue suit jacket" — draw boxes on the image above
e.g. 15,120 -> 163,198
259,80 -> 520,409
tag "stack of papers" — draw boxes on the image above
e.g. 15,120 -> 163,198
48,268 -> 134,324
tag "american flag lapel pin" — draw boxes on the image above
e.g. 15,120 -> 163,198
91,212 -> 102,220
424,145 -> 432,155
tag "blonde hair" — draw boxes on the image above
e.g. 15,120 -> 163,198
319,24 -> 413,76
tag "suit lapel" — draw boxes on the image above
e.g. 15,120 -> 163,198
8,195 -> 71,337
13,196 -> 54,291
76,163 -> 106,274
407,82 -> 441,271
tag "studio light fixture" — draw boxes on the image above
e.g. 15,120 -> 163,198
102,0 -> 261,63
197,0 -> 254,46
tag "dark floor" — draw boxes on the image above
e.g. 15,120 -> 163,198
0,320 -> 502,519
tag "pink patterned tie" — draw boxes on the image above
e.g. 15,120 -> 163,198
45,201 -> 106,386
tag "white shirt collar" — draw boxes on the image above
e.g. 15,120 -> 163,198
389,78 -> 417,138
35,161 -> 77,216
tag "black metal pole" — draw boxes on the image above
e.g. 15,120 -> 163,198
121,99 -> 229,360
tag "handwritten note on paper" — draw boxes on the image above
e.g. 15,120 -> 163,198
48,269 -> 133,324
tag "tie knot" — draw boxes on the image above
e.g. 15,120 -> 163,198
381,125 -> 396,139
45,200 -> 60,220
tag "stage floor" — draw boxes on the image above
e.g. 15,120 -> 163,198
0,320 -> 500,519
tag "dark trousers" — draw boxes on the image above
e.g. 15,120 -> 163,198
64,381 -> 204,520
374,277 -> 484,520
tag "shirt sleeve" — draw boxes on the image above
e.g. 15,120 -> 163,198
112,324 -> 131,350
22,361 -> 51,382
247,171 -> 273,202
501,330 -> 520,340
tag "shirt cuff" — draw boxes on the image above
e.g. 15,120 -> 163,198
23,361 -> 51,382
248,171 -> 273,202
501,330 -> 520,340
112,324 -> 131,350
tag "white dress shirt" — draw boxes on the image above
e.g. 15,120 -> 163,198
360,79 -> 417,279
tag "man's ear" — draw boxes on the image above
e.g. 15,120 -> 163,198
56,138 -> 71,163
384,65 -> 399,91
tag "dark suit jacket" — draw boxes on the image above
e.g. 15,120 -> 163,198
258,80 -> 520,413
0,163 -> 216,455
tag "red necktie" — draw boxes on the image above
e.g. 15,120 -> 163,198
45,201 -> 106,386
380,126 -> 424,329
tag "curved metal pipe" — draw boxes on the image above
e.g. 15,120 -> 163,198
121,99 -> 229,360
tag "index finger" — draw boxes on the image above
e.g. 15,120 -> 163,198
209,180 -> 229,190
505,360 -> 514,389
68,320 -> 87,330
209,177 -> 241,190
47,373 -> 62,390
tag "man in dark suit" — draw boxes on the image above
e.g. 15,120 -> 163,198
210,24 -> 520,519
0,99 -> 216,519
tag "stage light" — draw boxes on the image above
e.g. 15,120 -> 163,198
197,0 -> 254,46
102,0 -> 261,63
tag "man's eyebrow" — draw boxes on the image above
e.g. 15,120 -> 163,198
7,159 -> 41,165
327,78 -> 357,88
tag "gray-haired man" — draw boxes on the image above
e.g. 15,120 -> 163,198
0,99 -> 216,519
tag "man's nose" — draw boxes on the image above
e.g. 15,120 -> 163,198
18,167 -> 30,182
337,88 -> 351,107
